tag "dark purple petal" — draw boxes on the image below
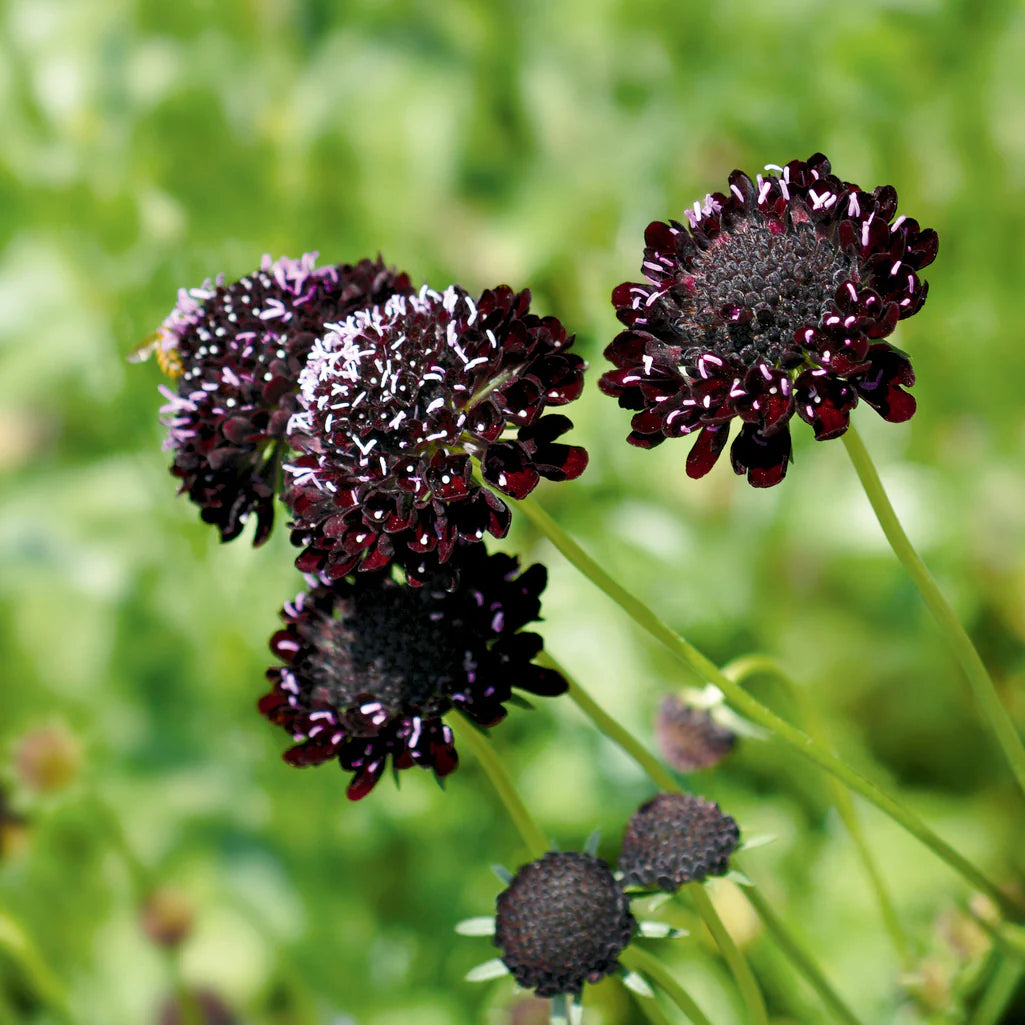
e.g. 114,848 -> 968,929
730,423 -> 793,488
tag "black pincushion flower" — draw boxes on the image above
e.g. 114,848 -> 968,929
618,793 -> 740,891
157,253 -> 412,543
600,154 -> 938,486
284,283 -> 587,584
494,851 -> 636,997
258,550 -> 567,800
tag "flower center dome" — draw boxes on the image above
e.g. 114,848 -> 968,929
295,286 -> 478,463
305,582 -> 467,721
682,220 -> 850,366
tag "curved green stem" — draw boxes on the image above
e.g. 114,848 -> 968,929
543,653 -> 679,793
451,715 -> 549,858
515,495 -> 1020,918
724,657 -> 912,968
842,425 -> 1025,798
620,947 -> 715,1025
743,886 -> 865,1025
690,884 -> 768,1025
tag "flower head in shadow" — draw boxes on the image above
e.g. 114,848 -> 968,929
284,284 -> 587,584
156,254 -> 411,543
258,550 -> 566,800
601,154 -> 937,486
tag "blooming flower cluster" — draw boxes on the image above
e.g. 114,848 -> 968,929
143,151 -> 938,1010
157,254 -> 411,543
145,253 -> 587,798
284,283 -> 587,584
258,548 -> 566,799
601,153 -> 937,486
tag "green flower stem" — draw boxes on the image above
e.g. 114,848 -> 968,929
450,715 -> 549,859
969,956 -> 1023,1025
89,793 -> 203,1025
842,425 -> 1025,798
743,886 -> 865,1025
632,986 -> 675,1025
515,495 -> 1020,918
542,653 -> 679,793
723,656 -> 912,969
689,883 -> 768,1025
620,947 -> 715,1025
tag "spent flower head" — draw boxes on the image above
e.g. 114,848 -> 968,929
258,549 -> 566,800
601,153 -> 937,486
493,851 -> 636,998
618,792 -> 740,890
153,253 -> 411,543
284,283 -> 587,584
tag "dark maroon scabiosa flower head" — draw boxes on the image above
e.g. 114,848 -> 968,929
601,154 -> 938,486
619,792 -> 740,891
655,695 -> 737,772
283,283 -> 587,584
494,851 -> 636,998
258,549 -> 567,800
156,253 -> 412,544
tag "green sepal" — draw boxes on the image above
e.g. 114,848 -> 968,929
454,916 -> 496,936
491,864 -> 514,885
465,958 -> 509,983
621,969 -> 655,998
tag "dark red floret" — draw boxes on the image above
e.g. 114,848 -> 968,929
494,851 -> 636,997
284,284 -> 588,585
600,154 -> 936,486
157,253 -> 412,543
257,548 -> 566,800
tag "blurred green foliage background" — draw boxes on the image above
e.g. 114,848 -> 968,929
2,0 -> 1025,1022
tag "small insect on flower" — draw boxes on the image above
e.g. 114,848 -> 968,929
140,253 -> 412,546
127,330 -> 183,379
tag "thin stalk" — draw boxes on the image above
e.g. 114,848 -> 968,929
515,495 -> 1020,918
969,956 -> 1022,1025
451,716 -> 549,858
723,656 -> 912,968
842,425 -> 1025,798
690,883 -> 768,1025
620,947 -> 715,1025
543,653 -> 679,793
744,886 -> 865,1025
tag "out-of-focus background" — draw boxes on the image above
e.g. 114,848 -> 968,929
2,0 -> 1024,1022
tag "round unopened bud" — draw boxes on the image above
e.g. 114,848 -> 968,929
14,727 -> 81,793
655,695 -> 736,772
141,887 -> 194,949
157,989 -> 235,1025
